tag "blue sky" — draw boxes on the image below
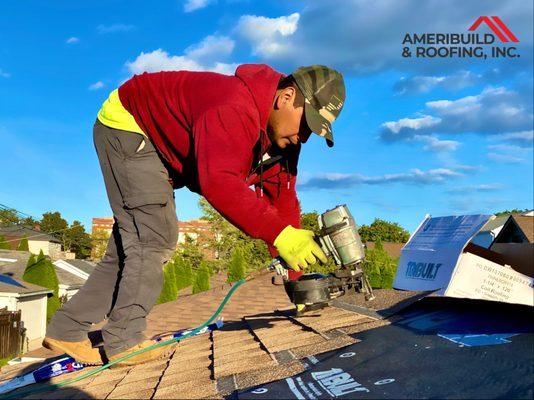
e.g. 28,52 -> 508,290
1,0 -> 532,234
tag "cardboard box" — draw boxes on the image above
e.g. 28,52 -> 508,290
445,250 -> 533,307
490,243 -> 534,278
393,214 -> 534,307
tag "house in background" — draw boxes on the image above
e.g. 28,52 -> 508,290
471,215 -> 509,248
0,250 -> 94,350
0,273 -> 51,352
0,226 -> 62,259
490,213 -> 534,278
364,241 -> 405,259
92,216 -> 216,259
53,259 -> 95,300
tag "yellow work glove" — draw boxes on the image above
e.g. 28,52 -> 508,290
273,226 -> 328,271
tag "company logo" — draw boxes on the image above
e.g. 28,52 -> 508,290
468,16 -> 519,43
405,261 -> 442,280
402,16 -> 520,59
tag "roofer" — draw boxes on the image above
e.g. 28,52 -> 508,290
43,64 -> 346,365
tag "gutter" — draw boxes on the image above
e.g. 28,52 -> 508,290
0,289 -> 53,299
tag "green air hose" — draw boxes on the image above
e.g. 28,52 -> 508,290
2,279 -> 246,399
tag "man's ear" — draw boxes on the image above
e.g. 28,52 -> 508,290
275,87 -> 296,109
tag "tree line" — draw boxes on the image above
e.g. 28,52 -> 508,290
0,208 -> 92,258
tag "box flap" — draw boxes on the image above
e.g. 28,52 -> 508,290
393,214 -> 491,291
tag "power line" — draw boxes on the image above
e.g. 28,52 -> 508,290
0,204 -> 90,245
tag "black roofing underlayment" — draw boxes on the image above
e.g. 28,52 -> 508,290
238,297 -> 534,399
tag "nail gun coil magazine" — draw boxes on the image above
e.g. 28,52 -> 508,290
318,204 -> 365,267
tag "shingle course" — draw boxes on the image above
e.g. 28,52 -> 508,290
4,270 -> 397,399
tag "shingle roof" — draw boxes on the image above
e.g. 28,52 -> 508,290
60,259 -> 96,275
0,226 -> 60,243
0,275 -> 51,295
511,215 -> 534,243
479,215 -> 509,232
0,250 -> 86,288
365,241 -> 404,259
0,250 -> 31,278
1,271 -> 400,399
55,267 -> 86,287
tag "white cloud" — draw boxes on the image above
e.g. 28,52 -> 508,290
487,143 -> 532,164
395,71 -> 480,95
97,24 -> 136,34
382,85 -> 533,141
236,13 -> 299,58
0,69 -> 10,78
487,153 -> 525,163
184,0 -> 215,12
89,81 -> 105,91
447,183 -> 503,193
488,144 -> 528,152
66,37 -> 79,44
491,130 -> 534,146
125,48 -> 237,76
412,135 -> 460,152
184,35 -> 234,63
125,34 -> 237,76
234,1 -> 532,76
299,167 -> 462,190
427,94 -> 482,115
381,115 -> 441,134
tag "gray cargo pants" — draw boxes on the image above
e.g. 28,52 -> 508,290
46,119 -> 178,356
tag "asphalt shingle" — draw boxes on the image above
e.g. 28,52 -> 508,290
0,270 -> 403,399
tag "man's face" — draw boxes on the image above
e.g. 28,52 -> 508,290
267,87 -> 312,149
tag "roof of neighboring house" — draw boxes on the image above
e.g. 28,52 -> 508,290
0,250 -> 31,276
0,275 -> 51,296
54,268 -> 86,287
59,259 -> 96,275
365,241 -> 405,259
494,214 -> 534,244
0,250 -> 85,288
479,215 -> 509,232
0,226 -> 61,243
511,215 -> 534,243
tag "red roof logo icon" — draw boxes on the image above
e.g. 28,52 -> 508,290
468,16 -> 519,43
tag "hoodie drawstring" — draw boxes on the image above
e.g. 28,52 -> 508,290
285,158 -> 290,189
257,131 -> 291,197
259,133 -> 264,197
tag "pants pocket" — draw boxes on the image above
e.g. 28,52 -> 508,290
124,193 -> 177,250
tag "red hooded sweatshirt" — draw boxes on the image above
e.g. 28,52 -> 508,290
118,64 -> 301,251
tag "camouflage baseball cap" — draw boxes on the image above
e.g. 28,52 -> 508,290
291,65 -> 345,147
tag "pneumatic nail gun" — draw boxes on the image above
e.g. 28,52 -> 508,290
269,205 -> 375,314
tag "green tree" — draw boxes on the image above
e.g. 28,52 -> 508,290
198,197 -> 271,272
0,208 -> 21,227
180,235 -> 204,267
64,221 -> 92,259
40,212 -> 68,238
156,260 -> 178,304
0,207 -> 38,228
227,248 -> 246,283
494,208 -> 531,217
16,235 -> 29,251
22,250 -> 60,323
26,253 -> 36,269
192,262 -> 210,294
91,229 -> 110,261
174,255 -> 194,290
358,219 -> 410,243
362,240 -> 399,289
0,235 -> 11,250
300,211 -> 320,234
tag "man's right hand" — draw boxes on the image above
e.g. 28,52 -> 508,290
273,225 -> 328,271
